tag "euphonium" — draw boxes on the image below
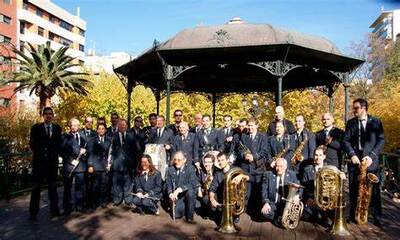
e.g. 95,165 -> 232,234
315,165 -> 350,236
281,182 -> 304,230
355,159 -> 379,224
218,167 -> 248,234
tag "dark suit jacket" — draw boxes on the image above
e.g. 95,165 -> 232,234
315,127 -> 344,168
266,119 -> 296,136
111,131 -> 138,172
149,127 -> 174,145
293,129 -> 316,161
130,127 -> 146,155
106,126 -> 118,137
236,132 -> 269,183
219,127 -> 236,155
189,125 -> 203,134
171,132 -> 198,165
61,132 -> 87,173
343,115 -> 385,171
166,164 -> 199,194
30,123 -> 62,174
133,170 -> 163,199
267,134 -> 295,166
261,170 -> 299,205
301,165 -> 319,200
167,123 -> 180,136
195,128 -> 225,158
79,128 -> 96,144
87,135 -> 112,171
209,169 -> 225,202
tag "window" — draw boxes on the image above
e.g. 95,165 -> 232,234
20,21 -> 25,34
0,56 -> 12,64
36,8 -> 43,17
48,32 -> 55,41
49,15 -> 57,24
3,0 -> 11,5
0,34 -> 12,43
59,37 -> 72,47
23,1 -> 28,10
38,27 -> 44,36
0,14 -> 11,24
59,20 -> 73,31
79,29 -> 85,37
19,41 -> 25,51
79,44 -> 84,52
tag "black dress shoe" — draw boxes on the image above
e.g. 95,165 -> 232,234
234,217 -> 240,224
186,218 -> 195,224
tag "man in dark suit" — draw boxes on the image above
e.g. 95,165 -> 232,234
261,158 -> 300,225
315,112 -> 344,169
87,123 -> 112,209
131,116 -> 146,157
166,151 -> 199,222
189,112 -> 203,134
168,109 -> 184,136
292,115 -> 316,175
107,112 -> 119,137
29,107 -> 61,220
80,116 -> 96,143
267,121 -> 295,169
209,152 -> 250,224
301,145 -> 334,225
266,106 -> 296,136
235,118 -> 269,184
343,98 -> 385,226
110,119 -> 138,205
195,114 -> 225,161
61,118 -> 87,213
142,113 -> 157,142
171,121 -> 198,168
148,115 -> 174,165
220,114 -> 236,157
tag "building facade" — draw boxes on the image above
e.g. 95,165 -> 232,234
370,9 -> 400,42
0,0 -> 86,112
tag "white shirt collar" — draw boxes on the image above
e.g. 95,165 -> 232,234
324,125 -> 333,132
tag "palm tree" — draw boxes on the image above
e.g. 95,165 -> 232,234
1,41 -> 90,113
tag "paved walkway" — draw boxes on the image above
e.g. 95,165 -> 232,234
0,189 -> 399,240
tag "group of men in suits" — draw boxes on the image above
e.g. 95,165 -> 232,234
29,98 -> 385,229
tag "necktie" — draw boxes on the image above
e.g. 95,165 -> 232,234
177,169 -> 180,175
46,126 -> 51,138
100,137 -> 104,143
324,129 -> 329,139
158,128 -> 161,138
280,176 -> 284,201
121,133 -> 125,146
225,128 -> 228,136
359,120 -> 366,149
144,172 -> 148,181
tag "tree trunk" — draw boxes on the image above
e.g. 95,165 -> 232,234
38,95 -> 51,115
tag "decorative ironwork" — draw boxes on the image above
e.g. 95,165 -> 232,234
329,71 -> 347,84
208,29 -> 234,46
171,65 -> 196,79
251,60 -> 301,76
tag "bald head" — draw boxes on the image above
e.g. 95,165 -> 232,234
275,106 -> 285,121
179,121 -> 189,135
322,112 -> 334,128
69,118 -> 80,133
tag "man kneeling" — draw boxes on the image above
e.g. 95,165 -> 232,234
166,151 -> 198,222
261,158 -> 299,225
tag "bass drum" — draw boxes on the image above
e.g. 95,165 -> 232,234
203,150 -> 220,169
144,144 -> 167,180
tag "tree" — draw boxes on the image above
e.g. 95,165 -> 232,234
0,41 -> 90,113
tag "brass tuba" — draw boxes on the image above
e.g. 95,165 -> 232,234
355,159 -> 379,224
281,182 -> 304,230
218,167 -> 249,234
315,166 -> 350,236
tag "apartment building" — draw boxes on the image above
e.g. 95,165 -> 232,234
0,0 -> 87,112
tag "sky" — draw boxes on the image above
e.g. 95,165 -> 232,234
53,0 -> 400,56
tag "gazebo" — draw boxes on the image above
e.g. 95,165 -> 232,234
114,17 -> 363,126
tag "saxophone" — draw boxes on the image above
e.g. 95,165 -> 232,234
281,182 -> 304,230
202,173 -> 213,195
291,134 -> 308,167
270,136 -> 290,169
315,166 -> 350,236
218,167 -> 249,234
355,159 -> 379,224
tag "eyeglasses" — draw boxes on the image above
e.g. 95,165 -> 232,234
135,120 -> 143,123
353,106 -> 361,110
174,114 -> 182,117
